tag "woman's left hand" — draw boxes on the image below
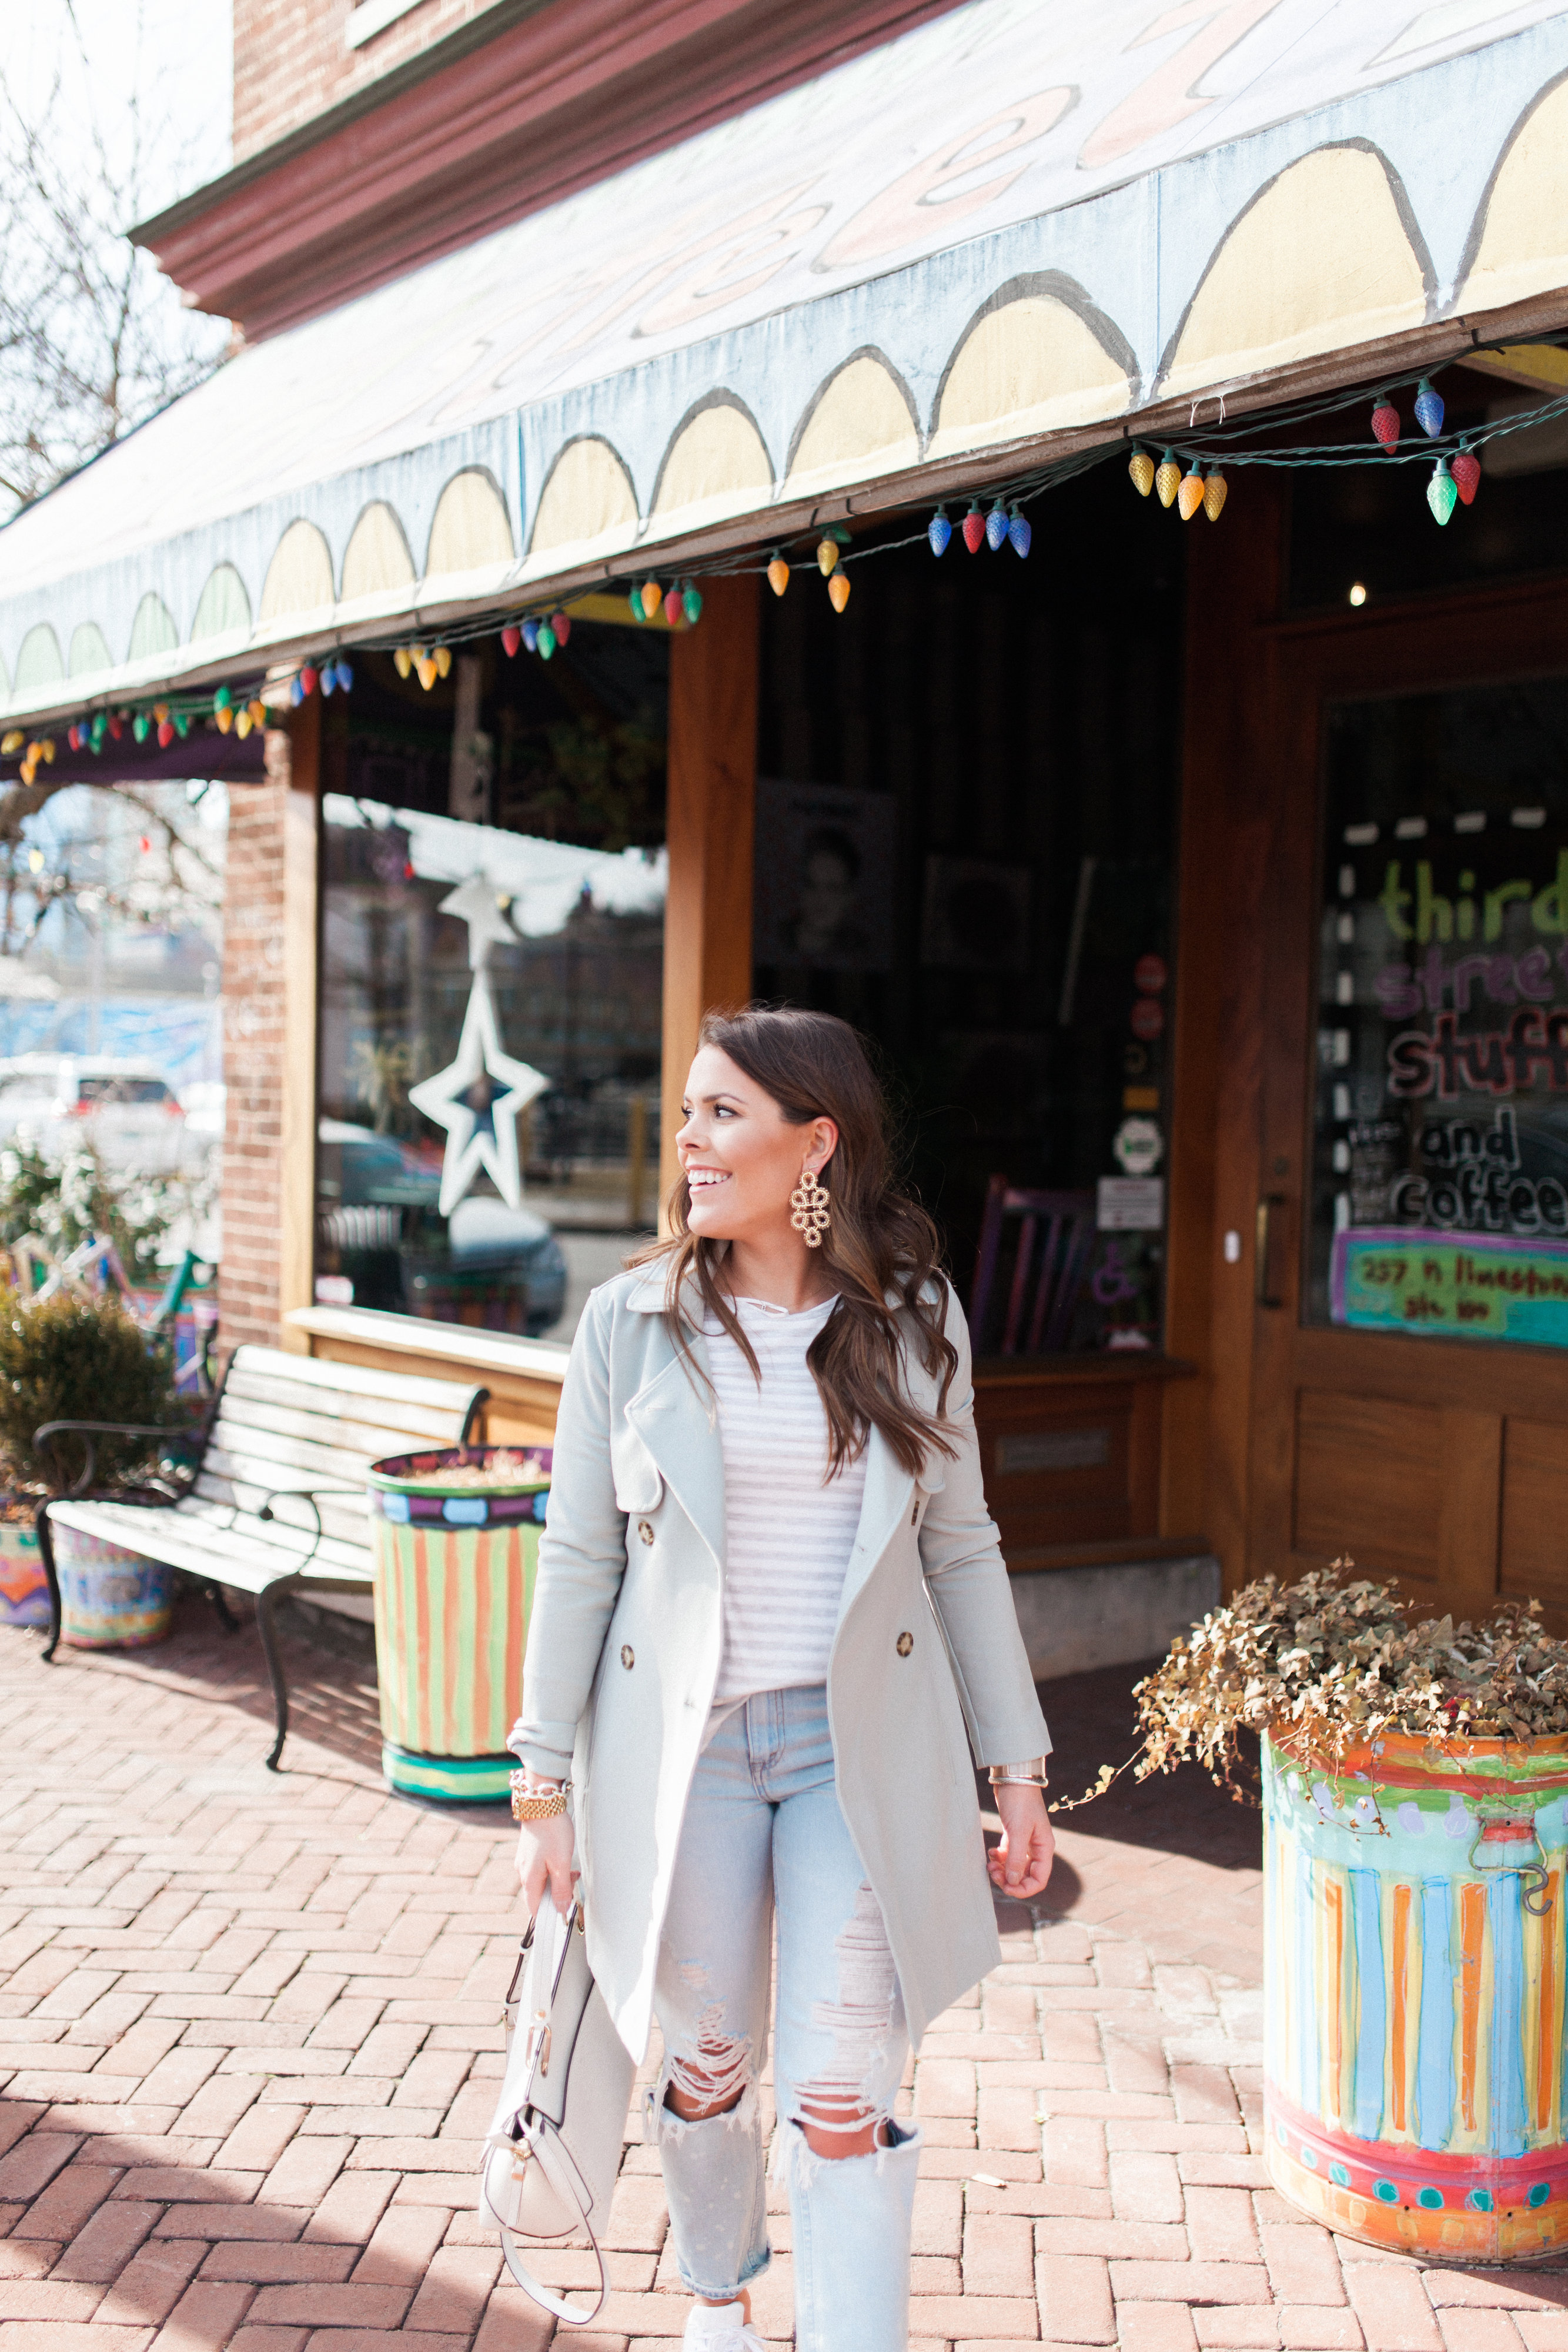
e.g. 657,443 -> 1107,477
987,1782 -> 1055,1900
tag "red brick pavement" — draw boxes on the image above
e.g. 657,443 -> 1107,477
0,1603 -> 1560,2350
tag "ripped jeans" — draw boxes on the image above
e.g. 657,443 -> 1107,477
650,1683 -> 920,2352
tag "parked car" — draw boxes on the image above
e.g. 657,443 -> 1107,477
0,1056 -> 189,1174
315,1120 -> 567,1334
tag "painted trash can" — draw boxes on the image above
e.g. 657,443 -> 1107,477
367,1445 -> 551,1802
0,1513 -> 49,1629
1265,1727 -> 1568,2261
52,1522 -> 175,1648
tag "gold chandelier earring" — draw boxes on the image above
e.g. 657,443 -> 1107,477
790,1167 -> 831,1248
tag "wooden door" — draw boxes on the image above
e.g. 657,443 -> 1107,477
1245,577 -> 1568,1631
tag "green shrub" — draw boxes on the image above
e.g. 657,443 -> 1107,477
0,1289 -> 186,1490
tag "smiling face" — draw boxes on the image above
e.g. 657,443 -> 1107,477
677,1044 -> 838,1248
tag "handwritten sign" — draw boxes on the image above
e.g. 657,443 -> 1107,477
1332,1227 -> 1568,1348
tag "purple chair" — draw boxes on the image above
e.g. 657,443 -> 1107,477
968,1177 -> 1096,1357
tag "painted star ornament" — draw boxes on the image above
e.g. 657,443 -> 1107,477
439,877 -> 517,968
408,974 -> 548,1215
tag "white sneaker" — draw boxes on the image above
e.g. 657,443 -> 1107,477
683,2300 -> 766,2352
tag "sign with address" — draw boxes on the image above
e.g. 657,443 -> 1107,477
1332,1227 -> 1568,1348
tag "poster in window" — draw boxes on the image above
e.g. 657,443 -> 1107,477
1311,680 -> 1568,1348
753,780 -> 895,971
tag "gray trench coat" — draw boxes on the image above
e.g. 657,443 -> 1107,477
512,1265 -> 1050,2061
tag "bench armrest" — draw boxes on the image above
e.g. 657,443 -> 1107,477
255,1483 -> 366,1571
34,1419 -> 202,1499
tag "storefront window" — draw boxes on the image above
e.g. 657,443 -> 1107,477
754,473 -> 1183,1355
1309,677 -> 1568,1347
316,623 -> 666,1343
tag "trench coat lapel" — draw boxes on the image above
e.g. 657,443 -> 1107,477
834,1428 -> 914,1624
623,1342 -> 727,1569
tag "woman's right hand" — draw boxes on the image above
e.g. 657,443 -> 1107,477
516,1813 -> 579,1918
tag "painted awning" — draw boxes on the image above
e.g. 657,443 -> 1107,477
4,0 -> 1568,724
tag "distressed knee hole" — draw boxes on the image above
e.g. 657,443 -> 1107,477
663,2012 -> 753,2121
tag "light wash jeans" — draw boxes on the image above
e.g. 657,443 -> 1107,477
650,1683 -> 921,2352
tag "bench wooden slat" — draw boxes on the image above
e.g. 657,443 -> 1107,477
223,1351 -> 482,1420
203,1425 -> 393,1489
48,1497 -> 373,1592
209,1394 -> 473,1464
191,1473 -> 370,1553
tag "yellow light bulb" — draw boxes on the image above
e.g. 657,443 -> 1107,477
828,572 -> 851,613
235,709 -> 253,739
1128,450 -> 1155,497
767,555 -> 790,597
1155,457 -> 1181,509
1,731 -> 22,757
434,644 -> 452,679
817,536 -> 839,577
394,647 -> 412,679
1203,471 -> 1228,522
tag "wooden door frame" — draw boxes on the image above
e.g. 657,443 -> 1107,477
1247,568 -> 1568,1603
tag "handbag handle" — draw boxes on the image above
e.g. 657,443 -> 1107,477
481,2117 -> 610,2327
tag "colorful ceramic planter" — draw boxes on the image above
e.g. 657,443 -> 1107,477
1265,1727 -> 1568,2262
0,1512 -> 49,1629
367,1445 -> 551,1802
52,1522 -> 175,1649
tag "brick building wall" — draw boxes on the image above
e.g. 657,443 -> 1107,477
218,750 -> 290,1351
233,0 -> 505,161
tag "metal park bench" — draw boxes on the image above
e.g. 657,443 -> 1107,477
34,1345 -> 487,1769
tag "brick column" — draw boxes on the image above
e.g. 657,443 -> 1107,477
219,706 -> 320,1353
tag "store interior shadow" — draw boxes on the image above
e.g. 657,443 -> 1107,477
1027,1657 -> 1262,1873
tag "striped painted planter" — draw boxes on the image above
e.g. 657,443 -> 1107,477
367,1446 -> 551,1802
52,1523 -> 175,1649
0,1512 -> 48,1630
1265,1728 -> 1568,2261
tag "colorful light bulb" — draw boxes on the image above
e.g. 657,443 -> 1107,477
248,700 -> 266,728
683,583 -> 703,624
984,499 -> 1009,552
628,586 -> 644,623
213,685 -> 231,712
289,676 -> 304,708
664,587 -> 684,628
928,506 -> 952,556
1370,395 -> 1400,451
132,714 -> 149,743
0,732 -> 21,757
502,624 -> 521,657
961,501 -> 985,553
523,619 -> 540,653
1155,451 -> 1181,509
68,726 -> 81,752
416,656 -> 437,690
235,709 -> 253,740
537,624 -> 556,660
394,647 -> 412,678
1427,457 -> 1457,525
641,580 -> 663,620
767,552 -> 790,597
553,612 -> 571,646
817,536 -> 840,577
336,659 -> 353,693
433,645 -> 452,679
828,572 -> 851,613
1128,446 -> 1155,497
300,664 -> 317,695
1414,378 -> 1445,439
1452,447 -> 1481,506
320,666 -> 336,697
157,718 -> 174,747
1176,466 -> 1206,522
1008,504 -> 1031,558
1203,471 -> 1228,522
215,704 -> 233,731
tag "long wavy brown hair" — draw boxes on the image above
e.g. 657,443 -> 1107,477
634,1006 -> 958,1478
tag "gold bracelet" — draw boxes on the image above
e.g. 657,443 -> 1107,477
510,1769 -> 571,1823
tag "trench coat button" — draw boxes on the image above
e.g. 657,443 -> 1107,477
620,1645 -> 635,1669
895,1631 -> 914,1657
637,1520 -> 654,1545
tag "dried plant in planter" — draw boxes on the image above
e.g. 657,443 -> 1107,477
1120,1561 -> 1568,1807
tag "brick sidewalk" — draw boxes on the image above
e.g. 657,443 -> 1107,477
0,1603 -> 1562,2351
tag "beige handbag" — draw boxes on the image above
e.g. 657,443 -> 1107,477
480,1897 -> 637,2325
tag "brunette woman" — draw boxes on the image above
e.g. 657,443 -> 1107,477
511,1006 -> 1052,2352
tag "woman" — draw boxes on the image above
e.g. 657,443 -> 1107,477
511,1007 -> 1052,2352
